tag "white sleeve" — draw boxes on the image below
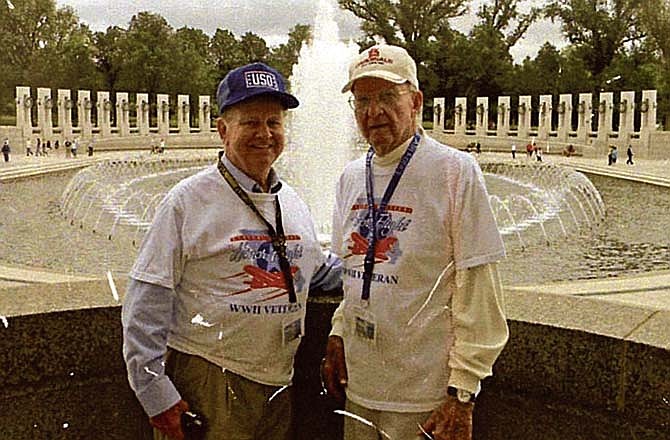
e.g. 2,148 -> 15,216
448,263 -> 509,393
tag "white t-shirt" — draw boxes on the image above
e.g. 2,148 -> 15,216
330,134 -> 505,412
130,165 -> 324,386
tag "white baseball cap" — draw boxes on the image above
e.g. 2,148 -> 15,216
341,44 -> 419,93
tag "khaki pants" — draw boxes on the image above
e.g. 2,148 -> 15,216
343,399 -> 431,440
154,350 -> 292,440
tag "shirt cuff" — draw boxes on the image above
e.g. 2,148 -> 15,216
136,374 -> 182,418
448,369 -> 480,395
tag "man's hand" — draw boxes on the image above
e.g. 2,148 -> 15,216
149,399 -> 189,440
322,335 -> 348,403
419,395 -> 473,440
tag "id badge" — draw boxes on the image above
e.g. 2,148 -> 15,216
282,316 -> 303,346
352,305 -> 377,344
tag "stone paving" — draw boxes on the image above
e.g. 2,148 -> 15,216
1,147 -> 670,311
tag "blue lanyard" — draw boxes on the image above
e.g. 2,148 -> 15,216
361,133 -> 420,302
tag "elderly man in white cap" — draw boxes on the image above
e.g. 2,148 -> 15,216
322,44 -> 509,440
122,62 -> 341,440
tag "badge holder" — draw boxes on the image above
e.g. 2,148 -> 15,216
282,316 -> 304,346
352,304 -> 377,345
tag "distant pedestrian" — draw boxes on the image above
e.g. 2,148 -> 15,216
535,146 -> 542,162
54,140 -> 60,150
626,145 -> 634,165
43,140 -> 50,156
26,138 -> 33,156
35,137 -> 42,156
476,141 -> 481,154
71,138 -> 78,157
511,143 -> 516,159
611,146 -> 618,164
526,141 -> 533,158
2,138 -> 10,162
87,138 -> 95,157
64,139 -> 72,158
159,138 -> 166,153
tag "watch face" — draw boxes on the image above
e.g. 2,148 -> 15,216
457,389 -> 473,403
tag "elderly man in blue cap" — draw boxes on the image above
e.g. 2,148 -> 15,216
122,62 -> 341,440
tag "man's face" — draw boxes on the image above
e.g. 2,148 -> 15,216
351,77 -> 423,156
218,96 -> 286,182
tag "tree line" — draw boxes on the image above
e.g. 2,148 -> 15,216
1,0 -> 668,127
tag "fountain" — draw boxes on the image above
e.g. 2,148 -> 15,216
58,0 -> 605,256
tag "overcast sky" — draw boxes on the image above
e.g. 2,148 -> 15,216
55,0 -> 565,63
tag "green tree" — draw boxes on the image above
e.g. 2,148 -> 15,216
116,12 -> 175,94
170,27 -> 215,98
269,24 -> 312,81
338,0 -> 468,59
239,32 -> 270,64
639,0 -> 670,127
93,26 -> 126,92
545,0 -> 645,87
210,28 -> 245,77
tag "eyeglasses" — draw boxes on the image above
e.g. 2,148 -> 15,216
348,88 -> 413,113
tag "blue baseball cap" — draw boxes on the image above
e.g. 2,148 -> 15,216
216,62 -> 299,113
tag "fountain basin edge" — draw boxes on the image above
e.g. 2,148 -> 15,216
0,279 -> 668,439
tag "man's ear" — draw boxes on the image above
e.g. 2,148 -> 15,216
413,90 -> 424,114
217,117 -> 227,143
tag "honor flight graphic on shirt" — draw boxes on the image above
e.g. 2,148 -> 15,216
343,198 -> 412,285
226,228 -> 306,308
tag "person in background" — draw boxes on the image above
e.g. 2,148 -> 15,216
323,44 -> 508,440
122,62 -> 342,440
2,138 -> 10,162
511,143 -> 516,159
626,144 -> 634,165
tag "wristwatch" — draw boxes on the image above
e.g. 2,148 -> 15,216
447,386 -> 475,403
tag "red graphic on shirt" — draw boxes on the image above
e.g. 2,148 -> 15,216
243,265 -> 299,289
348,232 -> 398,261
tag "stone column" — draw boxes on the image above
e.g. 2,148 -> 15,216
576,93 -> 592,144
178,94 -> 190,134
496,96 -> 510,137
454,97 -> 467,135
518,95 -> 532,139
556,94 -> 572,143
97,91 -> 112,137
58,89 -> 74,140
137,93 -> 150,136
475,97 -> 488,137
37,87 -> 54,140
538,95 -> 552,140
596,92 -> 613,143
16,86 -> 33,139
640,90 -> 657,134
77,90 -> 93,138
618,91 -> 636,143
117,92 -> 130,137
157,94 -> 170,137
199,95 -> 212,132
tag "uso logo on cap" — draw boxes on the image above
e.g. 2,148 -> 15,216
244,71 -> 279,90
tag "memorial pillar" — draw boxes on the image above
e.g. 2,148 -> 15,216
640,90 -> 657,134
199,95 -> 212,133
178,94 -> 190,134
157,94 -> 170,137
475,97 -> 488,137
57,89 -> 74,140
518,95 -> 532,140
556,94 -> 572,143
37,87 -> 54,140
454,97 -> 467,135
117,92 -> 130,137
618,91 -> 635,143
538,95 -> 552,141
576,93 -> 592,144
16,86 -> 33,139
77,90 -> 93,138
137,93 -> 150,136
596,92 -> 613,143
97,91 -> 112,137
496,96 -> 510,137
